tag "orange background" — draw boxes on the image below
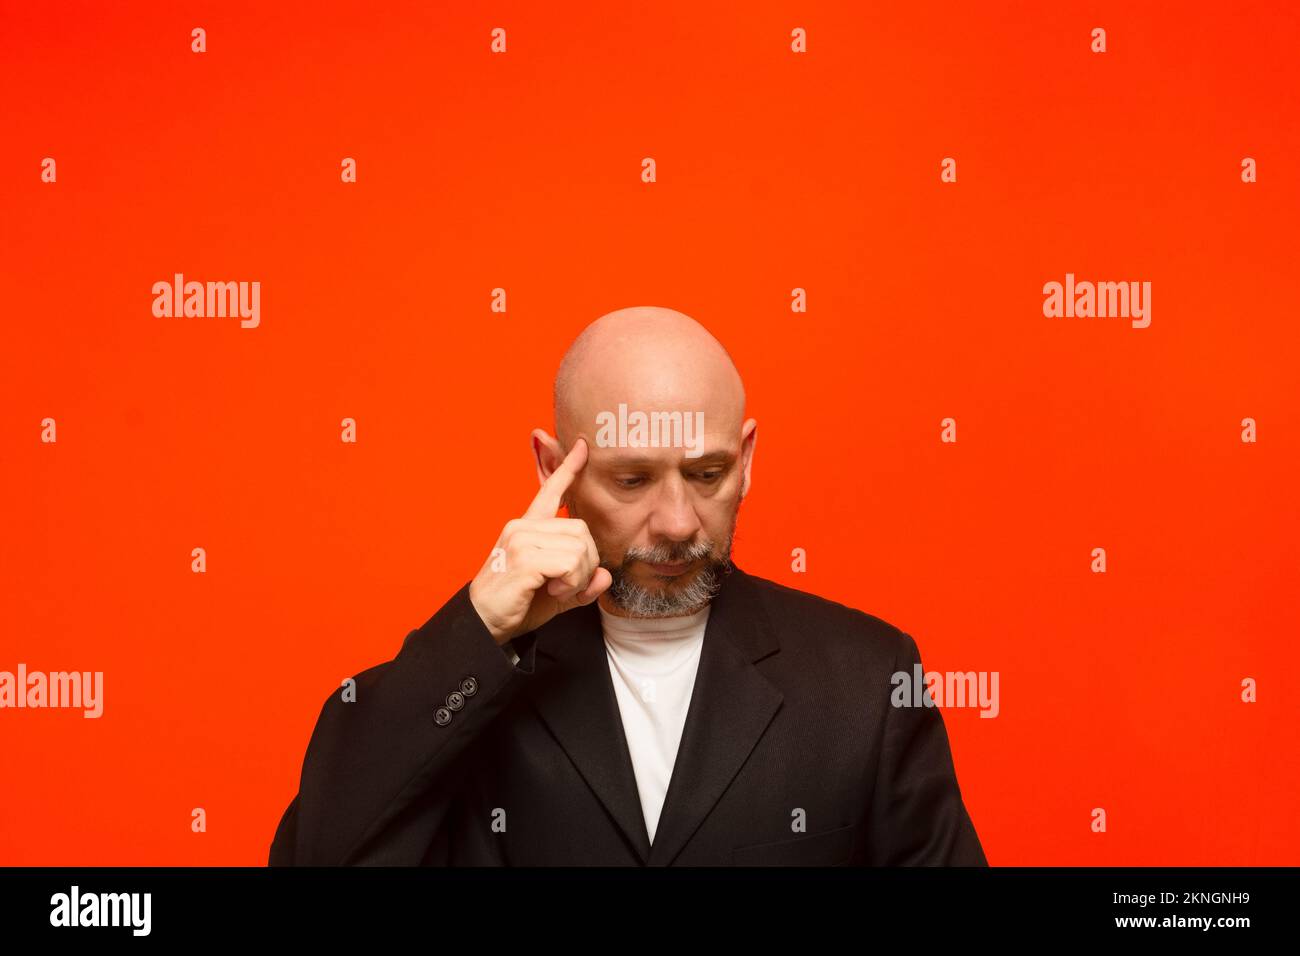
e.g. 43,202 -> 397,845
2,0 -> 1297,865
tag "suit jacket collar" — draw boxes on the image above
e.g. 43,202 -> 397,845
527,564 -> 784,865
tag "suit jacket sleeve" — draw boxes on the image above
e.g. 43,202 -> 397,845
268,581 -> 539,866
865,630 -> 988,866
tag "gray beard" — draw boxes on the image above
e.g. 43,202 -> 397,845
601,534 -> 734,618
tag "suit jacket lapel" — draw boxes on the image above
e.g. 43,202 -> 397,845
645,566 -> 783,865
528,596 -> 653,862
528,565 -> 784,866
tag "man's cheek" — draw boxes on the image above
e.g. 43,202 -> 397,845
588,524 -> 626,562
704,496 -> 739,527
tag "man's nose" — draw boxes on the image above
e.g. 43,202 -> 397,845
647,473 -> 702,541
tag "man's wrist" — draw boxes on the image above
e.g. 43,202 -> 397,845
468,584 -> 515,646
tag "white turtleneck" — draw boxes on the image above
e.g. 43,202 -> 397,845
597,601 -> 710,845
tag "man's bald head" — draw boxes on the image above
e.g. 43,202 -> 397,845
552,306 -> 745,449
533,306 -> 757,617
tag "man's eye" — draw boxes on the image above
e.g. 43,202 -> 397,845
613,472 -> 721,488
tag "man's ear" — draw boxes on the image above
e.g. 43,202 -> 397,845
531,428 -> 564,486
739,418 -> 757,499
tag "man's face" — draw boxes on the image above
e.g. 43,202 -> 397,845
563,433 -> 750,617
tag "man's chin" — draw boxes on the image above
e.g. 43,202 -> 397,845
601,550 -> 733,617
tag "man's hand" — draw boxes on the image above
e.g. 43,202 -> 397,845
468,437 -> 613,645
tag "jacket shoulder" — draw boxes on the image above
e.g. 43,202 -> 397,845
739,571 -> 912,665
741,570 -> 907,633
733,567 -> 915,712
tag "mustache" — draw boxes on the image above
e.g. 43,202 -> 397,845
615,539 -> 716,567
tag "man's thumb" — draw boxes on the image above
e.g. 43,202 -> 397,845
570,567 -> 612,606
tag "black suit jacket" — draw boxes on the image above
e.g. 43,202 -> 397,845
269,565 -> 987,866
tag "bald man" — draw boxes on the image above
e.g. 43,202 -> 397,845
269,307 -> 987,867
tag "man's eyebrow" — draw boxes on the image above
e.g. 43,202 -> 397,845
598,451 -> 734,469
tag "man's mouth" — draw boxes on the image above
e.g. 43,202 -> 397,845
644,560 -> 694,577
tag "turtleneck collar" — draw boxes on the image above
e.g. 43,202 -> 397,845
598,601 -> 711,640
